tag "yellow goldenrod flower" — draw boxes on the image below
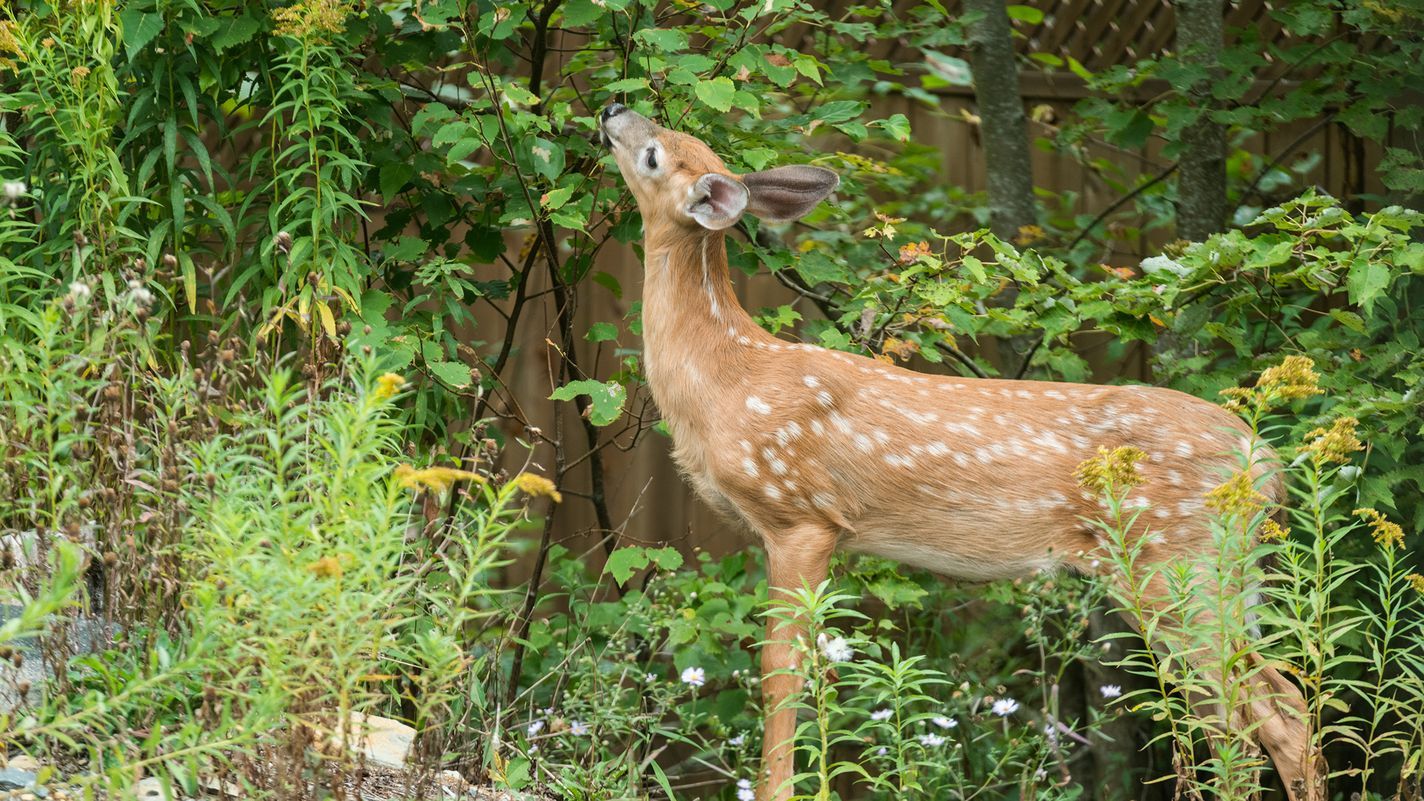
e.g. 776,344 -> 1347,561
1405,574 -> 1424,594
1355,508 -> 1404,550
1259,518 -> 1290,542
1074,446 -> 1147,494
1256,355 -> 1323,402
272,0 -> 353,41
373,372 -> 406,401
1220,355 -> 1324,413
513,472 -> 562,503
394,464 -> 486,494
306,555 -> 343,579
1206,471 -> 1268,515
1303,417 -> 1363,466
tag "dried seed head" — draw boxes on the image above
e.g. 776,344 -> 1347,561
276,231 -> 293,253
162,253 -> 177,269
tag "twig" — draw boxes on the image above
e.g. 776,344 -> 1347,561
1067,163 -> 1179,252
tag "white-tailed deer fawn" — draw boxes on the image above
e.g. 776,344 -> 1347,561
598,103 -> 1321,801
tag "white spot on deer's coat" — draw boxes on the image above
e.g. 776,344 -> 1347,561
765,485 -> 782,500
812,493 -> 835,508
927,441 -> 950,456
1044,389 -> 1067,400
817,390 -> 834,407
747,396 -> 772,414
769,458 -> 788,476
873,429 -> 890,444
742,458 -> 758,477
830,412 -> 853,434
953,452 -> 970,467
803,375 -> 820,388
737,336 -> 751,345
810,419 -> 825,436
854,433 -> 873,453
1175,442 -> 1194,458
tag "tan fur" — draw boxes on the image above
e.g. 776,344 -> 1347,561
600,108 -> 1322,801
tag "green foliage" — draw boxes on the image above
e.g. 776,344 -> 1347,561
0,0 -> 1420,799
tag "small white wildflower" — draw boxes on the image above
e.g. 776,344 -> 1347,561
1139,255 -> 1191,278
876,746 -> 888,756
917,733 -> 946,747
67,281 -> 92,303
991,698 -> 1020,717
568,720 -> 588,736
1,180 -> 25,201
528,744 -> 539,754
526,720 -> 545,736
932,715 -> 958,729
681,666 -> 706,687
645,672 -> 657,682
736,778 -> 755,801
729,732 -> 745,747
128,286 -> 155,307
1043,722 -> 1059,743
1035,768 -> 1048,781
1100,684 -> 1123,699
870,708 -> 893,722
817,633 -> 854,662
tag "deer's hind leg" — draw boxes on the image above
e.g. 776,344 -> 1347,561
1099,562 -> 1322,801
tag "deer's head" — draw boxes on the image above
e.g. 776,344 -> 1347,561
599,104 -> 839,232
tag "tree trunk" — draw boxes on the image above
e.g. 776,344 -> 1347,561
965,0 -> 1036,241
1175,0 -> 1227,241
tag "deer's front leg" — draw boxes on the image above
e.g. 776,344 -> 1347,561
758,527 -> 836,801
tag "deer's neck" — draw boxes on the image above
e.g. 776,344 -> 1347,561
640,228 -> 765,433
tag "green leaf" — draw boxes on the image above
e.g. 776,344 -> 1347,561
384,236 -> 426,262
180,252 -> 197,313
1006,4 -> 1044,23
874,113 -> 911,143
603,76 -> 650,94
741,148 -> 779,171
585,322 -> 618,342
604,546 -> 651,585
924,51 -> 972,85
121,9 -> 164,59
694,77 -> 736,113
1346,258 -> 1391,315
1329,309 -> 1366,333
541,185 -> 575,210
379,162 -> 415,198
429,361 -> 474,389
647,546 -> 683,572
210,15 -> 260,51
634,28 -> 689,52
550,379 -> 627,426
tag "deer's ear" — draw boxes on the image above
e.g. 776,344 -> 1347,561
687,173 -> 749,230
741,165 -> 839,223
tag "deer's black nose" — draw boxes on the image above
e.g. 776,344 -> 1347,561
601,103 -> 628,122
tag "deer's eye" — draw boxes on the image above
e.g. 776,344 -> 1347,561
645,148 -> 658,170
